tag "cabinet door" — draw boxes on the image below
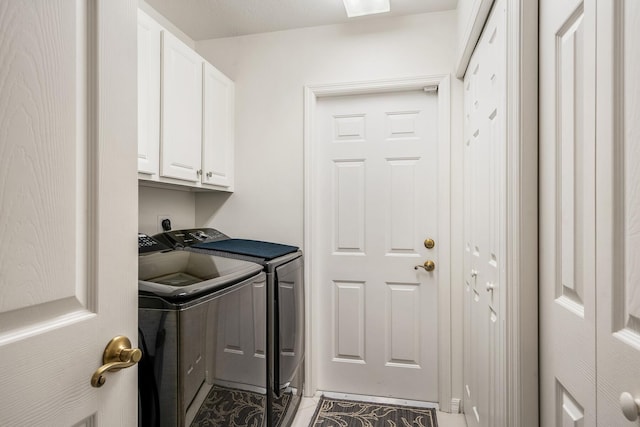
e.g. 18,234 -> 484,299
137,10 -> 161,176
202,63 -> 234,190
161,30 -> 202,182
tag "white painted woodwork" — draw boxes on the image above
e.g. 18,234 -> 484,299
595,1 -> 640,424
462,2 -> 506,426
0,0 -> 138,425
542,0 -> 640,424
137,9 -> 161,177
540,0 -> 597,424
315,89 -> 439,401
214,278 -> 266,386
202,62 -> 235,190
160,29 -> 203,182
138,11 -> 235,192
455,0 -> 495,78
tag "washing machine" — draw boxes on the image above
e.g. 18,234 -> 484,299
153,228 -> 305,427
137,233 -> 265,427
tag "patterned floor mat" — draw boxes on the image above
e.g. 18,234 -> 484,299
191,385 -> 291,427
309,396 -> 438,427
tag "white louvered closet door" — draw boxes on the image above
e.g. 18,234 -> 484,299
463,1 -> 506,426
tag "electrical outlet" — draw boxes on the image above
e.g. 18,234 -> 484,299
157,215 -> 172,233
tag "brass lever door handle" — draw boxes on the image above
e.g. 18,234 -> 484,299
414,260 -> 436,272
91,336 -> 142,388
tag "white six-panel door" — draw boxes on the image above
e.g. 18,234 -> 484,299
0,1 -> 138,425
540,0 -> 597,424
314,89 -> 440,401
462,1 -> 506,426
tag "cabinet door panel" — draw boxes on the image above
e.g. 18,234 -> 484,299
137,10 -> 161,176
161,31 -> 202,182
202,63 -> 234,190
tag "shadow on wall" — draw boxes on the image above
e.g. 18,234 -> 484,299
195,191 -> 233,228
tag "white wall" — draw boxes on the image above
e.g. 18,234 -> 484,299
138,186 -> 196,235
195,10 -> 460,244
195,10 -> 465,402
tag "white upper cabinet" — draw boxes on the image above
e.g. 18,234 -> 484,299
137,10 -> 235,191
202,63 -> 235,190
137,10 -> 161,176
160,30 -> 203,183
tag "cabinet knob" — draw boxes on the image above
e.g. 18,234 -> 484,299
486,282 -> 496,292
196,169 -> 202,176
206,171 -> 213,178
620,392 -> 640,421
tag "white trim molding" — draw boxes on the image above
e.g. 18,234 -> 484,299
303,75 -> 454,411
504,0 -> 538,426
456,0 -> 495,78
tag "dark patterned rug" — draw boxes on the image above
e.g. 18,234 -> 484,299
309,397 -> 438,427
191,385 -> 292,427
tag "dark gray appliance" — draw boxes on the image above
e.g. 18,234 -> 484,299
137,233 -> 265,427
153,228 -> 305,427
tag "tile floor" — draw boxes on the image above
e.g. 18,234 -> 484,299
291,394 -> 467,427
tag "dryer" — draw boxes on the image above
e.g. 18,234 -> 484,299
154,228 -> 305,427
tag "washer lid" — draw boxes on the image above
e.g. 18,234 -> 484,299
193,239 -> 299,261
138,251 -> 263,300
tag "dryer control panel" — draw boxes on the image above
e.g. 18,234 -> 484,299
153,228 -> 229,248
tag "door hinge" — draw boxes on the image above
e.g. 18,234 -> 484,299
423,85 -> 438,93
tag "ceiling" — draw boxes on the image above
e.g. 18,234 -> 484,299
144,0 -> 458,41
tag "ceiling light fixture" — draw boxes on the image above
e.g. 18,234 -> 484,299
342,0 -> 391,18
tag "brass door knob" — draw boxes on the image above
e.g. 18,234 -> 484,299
91,336 -> 142,388
424,238 -> 435,249
414,260 -> 436,272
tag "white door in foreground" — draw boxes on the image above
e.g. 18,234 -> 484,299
0,1 -> 138,425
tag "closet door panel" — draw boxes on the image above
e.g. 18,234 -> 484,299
540,0 -> 597,425
595,2 -> 640,424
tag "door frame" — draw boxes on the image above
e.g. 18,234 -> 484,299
503,0 -> 538,425
303,75 -> 453,410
